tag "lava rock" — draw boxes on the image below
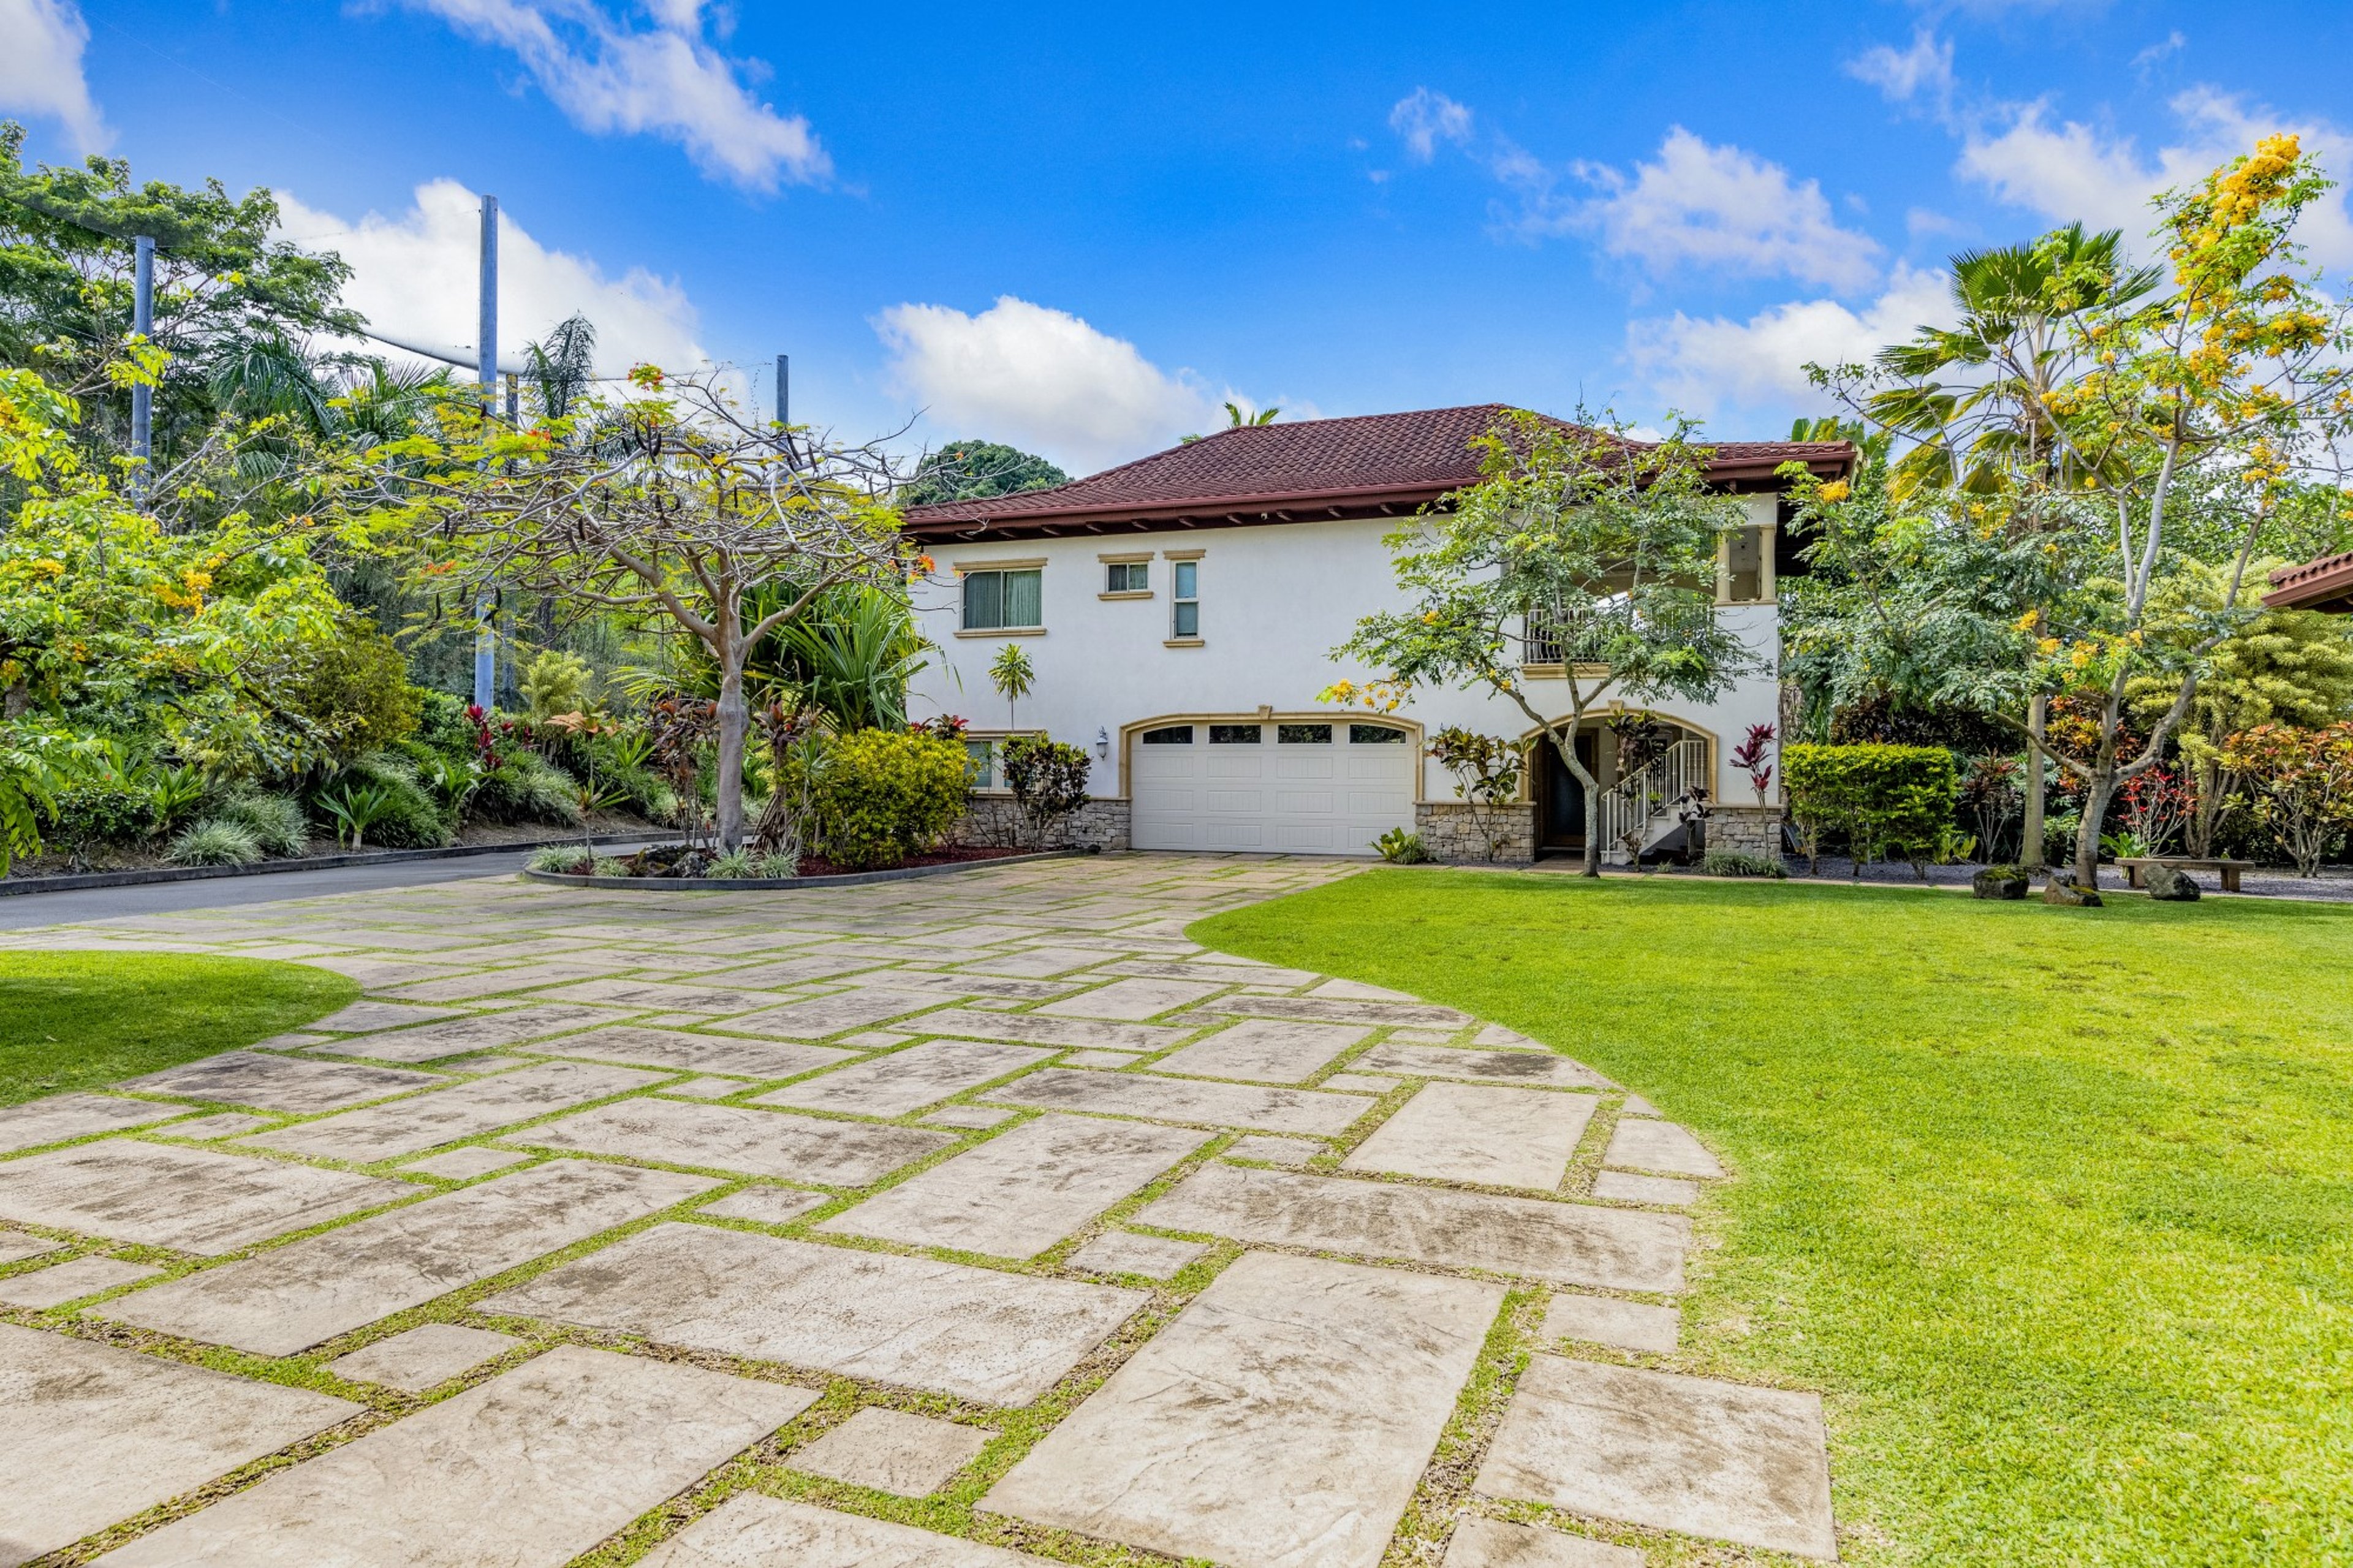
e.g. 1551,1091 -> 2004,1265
1972,865 -> 2033,900
2143,863 -> 2202,901
2042,878 -> 2104,907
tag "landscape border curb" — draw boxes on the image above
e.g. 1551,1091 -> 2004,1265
521,847 -> 1085,892
0,835 -> 661,898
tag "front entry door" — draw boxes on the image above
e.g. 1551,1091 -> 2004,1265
1537,732 -> 1600,849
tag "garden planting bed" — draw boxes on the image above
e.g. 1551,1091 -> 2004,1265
0,825 -> 665,898
523,843 -> 1083,890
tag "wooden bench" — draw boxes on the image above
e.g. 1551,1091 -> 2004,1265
2116,857 -> 2255,893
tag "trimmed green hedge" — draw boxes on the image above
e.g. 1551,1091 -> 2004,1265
811,729 -> 971,869
1784,743 -> 1956,872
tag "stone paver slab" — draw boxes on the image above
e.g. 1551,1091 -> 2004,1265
923,1105 -> 1021,1129
1591,1170 -> 1698,1206
1153,1018 -> 1371,1083
756,1040 -> 1050,1119
0,1254 -> 161,1307
376,961 -> 622,1002
1222,1134 -> 1326,1165
0,1094 -> 176,1154
0,1143 -> 411,1254
912,1008 -> 1188,1053
479,1222 -> 1146,1405
983,1250 -> 1504,1568
304,1004 -> 626,1064
639,1493 -> 1048,1567
1476,1356 -> 1834,1559
1108,957 -> 1325,987
1603,1120 -> 1725,1178
0,1320 -> 360,1568
958,945 -> 1111,978
695,954 -> 887,988
1442,1517 -> 1643,1568
401,1146 -> 533,1180
1206,993 -> 1469,1028
723,988 -> 943,1038
528,978 -> 782,1013
790,1407 -> 993,1495
152,1112 -> 278,1141
1059,1048 -> 1141,1069
697,1186 -> 829,1225
542,1025 -> 850,1078
819,1114 -> 1210,1259
528,1097 -> 953,1185
120,1052 -> 442,1113
0,1229 -> 64,1265
310,1001 -> 463,1031
984,1067 -> 1369,1135
1542,1293 -> 1680,1354
1342,1082 -> 1596,1191
657,1075 -> 751,1099
1354,1042 -> 1615,1091
93,1345 -> 816,1568
1138,1164 -> 1688,1293
104,1160 -> 716,1356
322,1323 -> 521,1390
1064,1230 -> 1210,1280
1037,976 -> 1229,1020
249,1059 -> 664,1161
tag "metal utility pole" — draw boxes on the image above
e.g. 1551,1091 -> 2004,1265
130,234 -> 154,504
473,194 -> 499,711
775,352 -> 789,430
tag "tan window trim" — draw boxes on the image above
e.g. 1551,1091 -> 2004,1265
955,626 -> 1047,638
1100,589 -> 1154,601
1161,547 -> 1206,561
1096,550 -> 1153,564
1164,637 -> 1205,648
952,557 -> 1047,574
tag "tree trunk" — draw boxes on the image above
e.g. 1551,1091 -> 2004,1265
2021,694 -> 2047,869
1542,725 -> 1602,878
2074,768 -> 2115,888
714,658 -> 749,853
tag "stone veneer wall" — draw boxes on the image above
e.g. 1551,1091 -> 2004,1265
1703,805 -> 1783,858
947,797 -> 1132,853
1415,802 -> 1537,865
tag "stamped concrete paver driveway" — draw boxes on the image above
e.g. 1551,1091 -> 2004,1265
0,853 -> 1836,1567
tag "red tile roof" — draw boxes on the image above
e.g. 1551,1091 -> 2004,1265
900,404 -> 1854,540
2265,549 -> 2353,612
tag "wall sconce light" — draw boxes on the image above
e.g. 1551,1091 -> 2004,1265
1094,727 -> 1111,760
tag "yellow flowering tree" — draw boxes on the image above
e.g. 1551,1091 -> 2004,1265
0,367 -> 346,776
1800,137 -> 2353,887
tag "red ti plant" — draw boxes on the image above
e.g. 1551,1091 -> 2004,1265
1730,723 -> 1776,808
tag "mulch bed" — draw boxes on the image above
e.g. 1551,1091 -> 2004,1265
794,844 -> 1033,877
610,842 -> 1040,881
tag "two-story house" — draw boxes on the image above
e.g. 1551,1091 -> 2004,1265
900,405 -> 1854,862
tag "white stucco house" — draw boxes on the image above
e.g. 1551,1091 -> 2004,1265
901,405 -> 1854,862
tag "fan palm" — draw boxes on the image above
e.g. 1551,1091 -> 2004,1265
1868,224 -> 2161,496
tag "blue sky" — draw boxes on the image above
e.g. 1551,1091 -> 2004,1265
5,1 -> 2351,473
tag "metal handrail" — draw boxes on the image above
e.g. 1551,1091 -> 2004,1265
1595,737 -> 1708,861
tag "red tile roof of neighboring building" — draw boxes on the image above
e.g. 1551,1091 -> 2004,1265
2265,550 -> 2353,612
900,404 -> 1855,540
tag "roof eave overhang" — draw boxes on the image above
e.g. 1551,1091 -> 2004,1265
2264,553 -> 2353,612
901,452 -> 1852,542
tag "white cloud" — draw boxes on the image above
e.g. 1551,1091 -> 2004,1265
1567,128 -> 1883,291
276,179 -> 709,375
385,0 -> 828,190
0,0 -> 105,151
1389,87 -> 1473,162
873,296 -> 1220,475
1625,263 -> 1954,416
1847,29 -> 1954,112
1958,89 -> 2353,267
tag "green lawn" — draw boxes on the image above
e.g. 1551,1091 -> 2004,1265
0,951 -> 358,1106
1191,871 -> 2353,1568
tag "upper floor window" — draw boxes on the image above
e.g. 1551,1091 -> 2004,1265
963,568 -> 1042,631
1105,561 -> 1148,594
1172,559 -> 1200,638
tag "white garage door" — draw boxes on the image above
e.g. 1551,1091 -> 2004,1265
1130,719 -> 1417,855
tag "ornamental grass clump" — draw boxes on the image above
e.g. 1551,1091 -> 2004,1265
167,819 -> 263,867
210,793 -> 308,857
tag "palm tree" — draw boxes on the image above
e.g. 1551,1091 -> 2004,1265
1866,224 -> 2161,496
525,314 -> 597,420
1224,401 -> 1278,427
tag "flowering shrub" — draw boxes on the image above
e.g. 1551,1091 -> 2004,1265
2218,723 -> 2353,876
809,728 -> 971,870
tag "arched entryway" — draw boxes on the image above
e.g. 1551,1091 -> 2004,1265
1523,714 -> 1715,862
